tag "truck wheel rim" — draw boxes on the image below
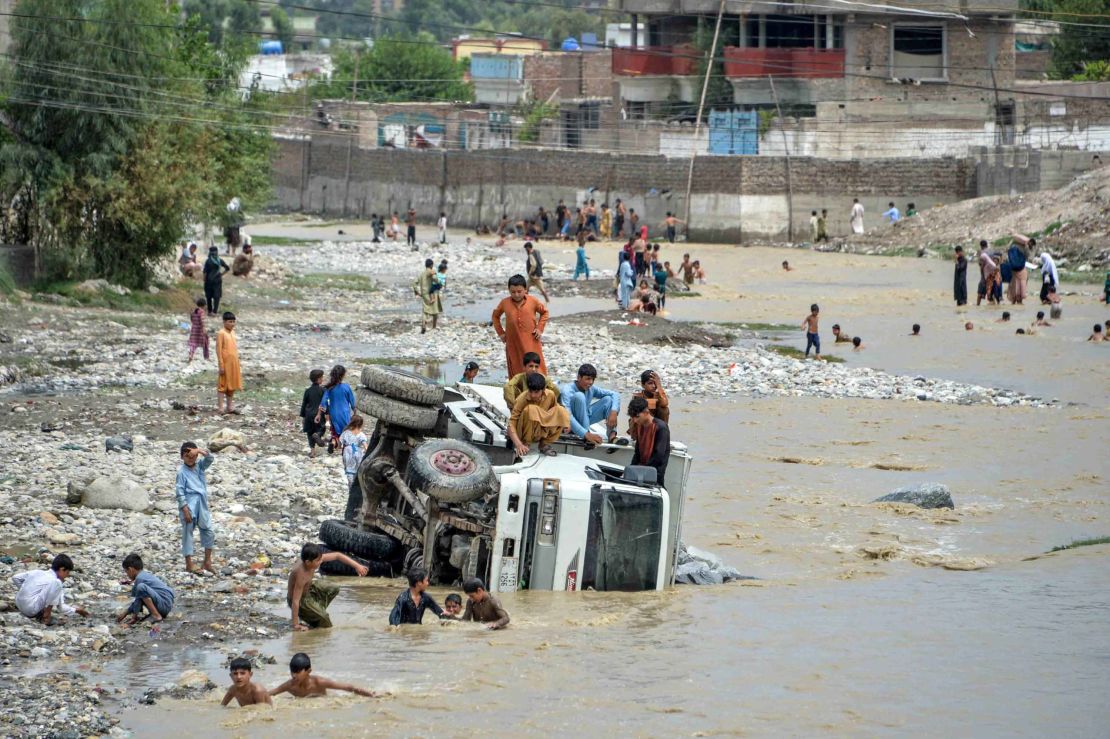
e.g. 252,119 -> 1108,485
430,449 -> 477,476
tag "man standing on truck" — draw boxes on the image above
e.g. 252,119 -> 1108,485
492,275 -> 549,377
628,396 -> 670,487
461,578 -> 510,630
560,364 -> 620,448
507,373 -> 570,457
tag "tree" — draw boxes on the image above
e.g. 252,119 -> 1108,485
227,0 -> 261,38
271,7 -> 295,51
315,35 -> 471,103
0,0 -> 273,287
1048,0 -> 1110,78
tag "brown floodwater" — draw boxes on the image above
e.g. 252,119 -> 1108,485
118,233 -> 1108,735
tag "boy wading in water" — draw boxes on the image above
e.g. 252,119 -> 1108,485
176,442 -> 217,576
222,657 -> 272,707
216,311 -> 242,415
801,304 -> 821,359
288,543 -> 368,631
270,653 -> 379,698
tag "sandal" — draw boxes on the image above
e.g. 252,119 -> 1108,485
538,444 -> 557,457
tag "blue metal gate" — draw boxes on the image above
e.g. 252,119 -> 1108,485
707,109 -> 758,155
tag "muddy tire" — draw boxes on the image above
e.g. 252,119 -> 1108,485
402,546 -> 424,575
360,365 -> 444,406
318,546 -> 395,577
356,387 -> 439,431
406,438 -> 491,504
319,519 -> 400,561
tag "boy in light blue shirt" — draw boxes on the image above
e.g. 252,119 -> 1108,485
117,553 -> 175,626
560,363 -> 620,448
176,442 -> 216,575
882,202 -> 901,223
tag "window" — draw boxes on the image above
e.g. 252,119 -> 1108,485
624,101 -> 649,121
581,103 -> 601,130
891,24 -> 947,81
581,490 -> 663,592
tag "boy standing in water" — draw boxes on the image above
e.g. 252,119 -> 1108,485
222,657 -> 272,707
388,568 -> 449,625
270,653 -> 378,698
801,304 -> 821,359
216,312 -> 242,415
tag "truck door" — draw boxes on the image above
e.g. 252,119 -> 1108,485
518,479 -> 560,590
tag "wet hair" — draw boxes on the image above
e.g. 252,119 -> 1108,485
1016,328 -> 1026,334
640,369 -> 657,385
424,258 -> 434,268
300,543 -> 322,562
445,593 -> 462,606
462,577 -> 485,594
51,553 -> 74,573
1036,311 -> 1045,320
965,321 -> 974,330
628,396 -> 649,417
852,336 -> 862,347
782,260 -> 789,266
229,657 -> 253,673
811,304 -> 819,313
122,553 -> 143,571
522,352 -> 541,366
326,364 -> 346,389
309,369 -> 324,383
222,311 -> 235,321
912,324 -> 920,334
1094,323 -> 1104,333
525,373 -> 546,392
407,568 -> 429,587
290,653 -> 311,673
508,274 -> 527,288
180,441 -> 198,457
1001,312 -> 1011,320
195,298 -> 205,308
346,415 -> 364,431
577,363 -> 597,379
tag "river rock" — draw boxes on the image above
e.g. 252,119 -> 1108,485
104,435 -> 133,453
73,476 -> 150,512
209,428 -> 246,452
873,483 -> 954,510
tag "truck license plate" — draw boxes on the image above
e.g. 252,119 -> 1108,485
498,558 -> 518,591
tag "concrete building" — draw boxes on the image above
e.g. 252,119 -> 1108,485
452,35 -> 547,62
612,0 -> 1018,110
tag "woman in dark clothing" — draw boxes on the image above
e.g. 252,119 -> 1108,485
628,397 -> 670,487
202,246 -> 230,316
953,245 -> 968,306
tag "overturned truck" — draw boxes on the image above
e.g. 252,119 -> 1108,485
318,366 -> 693,592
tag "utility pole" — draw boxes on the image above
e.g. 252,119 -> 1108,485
682,0 -> 726,237
342,49 -> 360,217
769,75 -> 794,242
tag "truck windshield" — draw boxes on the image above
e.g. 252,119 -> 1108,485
582,489 -> 662,591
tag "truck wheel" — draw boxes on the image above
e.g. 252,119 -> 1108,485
402,546 -> 424,575
356,387 -> 439,431
318,546 -> 395,577
406,438 -> 492,504
360,365 -> 444,407
319,519 -> 400,561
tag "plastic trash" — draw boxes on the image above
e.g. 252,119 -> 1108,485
674,542 -> 754,585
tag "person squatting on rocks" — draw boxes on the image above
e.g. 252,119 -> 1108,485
288,543 -> 367,631
299,368 -> 327,458
316,365 -> 356,454
116,553 -> 174,628
492,275 -> 548,377
187,298 -> 209,362
203,246 -> 230,316
561,364 -> 620,448
176,442 -> 217,576
12,553 -> 90,625
216,312 -> 242,415
231,242 -> 254,279
508,372 -> 571,458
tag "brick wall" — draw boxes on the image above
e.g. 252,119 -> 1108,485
525,50 -> 613,102
270,132 -> 976,239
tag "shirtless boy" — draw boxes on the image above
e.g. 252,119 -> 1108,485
288,543 -> 368,631
802,304 -> 821,359
270,653 -> 377,699
222,657 -> 272,707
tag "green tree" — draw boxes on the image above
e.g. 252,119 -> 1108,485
183,0 -> 230,46
227,0 -> 261,38
271,7 -> 295,51
315,35 -> 471,102
0,0 -> 273,287
1048,0 -> 1110,78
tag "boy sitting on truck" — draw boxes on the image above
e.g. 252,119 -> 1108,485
503,351 -> 560,408
461,577 -> 510,630
508,373 -> 570,458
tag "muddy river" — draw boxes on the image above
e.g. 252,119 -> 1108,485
117,226 -> 1108,735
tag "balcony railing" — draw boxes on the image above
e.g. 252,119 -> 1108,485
723,47 -> 845,79
612,45 -> 697,76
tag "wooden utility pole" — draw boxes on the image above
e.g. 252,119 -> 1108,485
769,75 -> 794,242
682,0 -> 726,236
342,49 -> 361,217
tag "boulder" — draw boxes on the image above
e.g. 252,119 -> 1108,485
105,435 -> 133,453
209,428 -> 246,453
72,476 -> 150,512
873,482 -> 954,510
